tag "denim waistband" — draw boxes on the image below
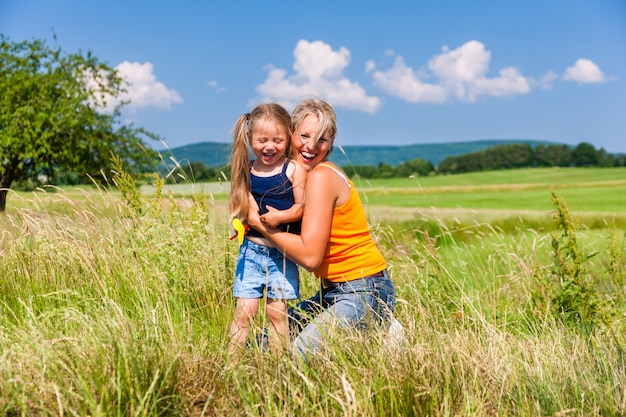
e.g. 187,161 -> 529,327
321,269 -> 387,289
243,239 -> 282,256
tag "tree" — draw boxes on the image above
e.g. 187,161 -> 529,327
394,158 -> 435,177
164,161 -> 218,183
571,142 -> 598,167
533,144 -> 552,167
375,162 -> 394,179
546,144 -> 572,167
0,35 -> 158,211
342,165 -> 378,179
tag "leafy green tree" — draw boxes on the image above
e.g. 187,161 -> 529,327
394,158 -> 435,177
343,165 -> 378,179
165,161 -> 217,183
595,147 -> 619,168
533,144 -> 553,167
0,35 -> 158,211
571,142 -> 599,167
546,144 -> 572,167
437,156 -> 457,174
375,162 -> 394,179
187,161 -> 217,181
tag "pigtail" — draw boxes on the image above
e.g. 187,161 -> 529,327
229,113 -> 252,223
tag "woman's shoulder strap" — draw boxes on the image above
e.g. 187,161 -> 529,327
317,162 -> 351,188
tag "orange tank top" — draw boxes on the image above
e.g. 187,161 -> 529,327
313,163 -> 387,282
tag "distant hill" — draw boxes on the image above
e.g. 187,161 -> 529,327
158,139 -> 562,168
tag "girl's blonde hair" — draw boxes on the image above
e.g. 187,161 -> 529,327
291,97 -> 337,160
229,103 -> 291,223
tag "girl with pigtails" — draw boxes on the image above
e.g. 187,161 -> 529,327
227,103 -> 307,356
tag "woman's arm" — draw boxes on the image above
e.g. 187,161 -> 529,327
248,165 -> 343,271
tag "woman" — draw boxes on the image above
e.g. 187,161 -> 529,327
247,97 -> 396,360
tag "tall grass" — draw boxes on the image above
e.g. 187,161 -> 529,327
1,167 -> 624,416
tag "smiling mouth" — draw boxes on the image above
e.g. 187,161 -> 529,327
299,151 -> 317,163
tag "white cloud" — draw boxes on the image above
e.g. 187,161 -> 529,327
537,71 -> 558,90
207,79 -> 226,92
429,42 -> 492,85
255,40 -> 381,113
563,58 -> 607,83
369,40 -> 532,103
116,61 -> 182,109
470,67 -> 530,98
87,61 -> 182,112
367,56 -> 447,103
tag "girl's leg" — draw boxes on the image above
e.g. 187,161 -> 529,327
228,297 -> 260,355
266,299 -> 289,352
264,249 -> 301,349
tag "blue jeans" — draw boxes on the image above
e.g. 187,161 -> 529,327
288,270 -> 396,360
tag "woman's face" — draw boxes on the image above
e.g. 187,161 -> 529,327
292,115 -> 332,171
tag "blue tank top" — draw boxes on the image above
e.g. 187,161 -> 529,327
247,160 -> 301,237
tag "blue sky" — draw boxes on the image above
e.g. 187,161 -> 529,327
2,0 -> 625,153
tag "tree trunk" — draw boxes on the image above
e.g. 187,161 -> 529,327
0,188 -> 7,212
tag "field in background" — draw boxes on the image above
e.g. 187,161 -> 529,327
136,167 -> 626,221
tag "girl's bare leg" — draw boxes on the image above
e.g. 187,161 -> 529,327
266,299 -> 289,352
228,298 -> 260,357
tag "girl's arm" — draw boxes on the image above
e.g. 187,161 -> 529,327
248,165 -> 342,271
259,160 -> 306,228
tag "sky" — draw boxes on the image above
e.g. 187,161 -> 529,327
2,0 -> 626,154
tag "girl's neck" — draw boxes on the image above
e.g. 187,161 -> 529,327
251,155 -> 287,176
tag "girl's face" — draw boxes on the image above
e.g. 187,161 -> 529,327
292,115 -> 332,171
250,118 -> 289,167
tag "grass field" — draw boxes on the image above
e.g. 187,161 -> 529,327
1,167 -> 624,416
137,166 -> 626,223
356,167 -> 626,215
139,166 -> 626,211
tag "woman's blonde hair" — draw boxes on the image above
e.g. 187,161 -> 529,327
229,103 -> 291,223
291,97 -> 337,159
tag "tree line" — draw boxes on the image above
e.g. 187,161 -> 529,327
162,141 -> 624,183
437,142 -> 625,174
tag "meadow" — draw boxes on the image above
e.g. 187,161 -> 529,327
1,167 -> 624,416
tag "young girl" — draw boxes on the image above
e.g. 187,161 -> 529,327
227,103 -> 306,355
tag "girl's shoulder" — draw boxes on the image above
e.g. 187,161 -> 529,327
285,158 -> 305,177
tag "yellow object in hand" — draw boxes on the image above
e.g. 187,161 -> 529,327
231,218 -> 247,245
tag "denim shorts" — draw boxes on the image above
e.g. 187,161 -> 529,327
233,239 -> 300,300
